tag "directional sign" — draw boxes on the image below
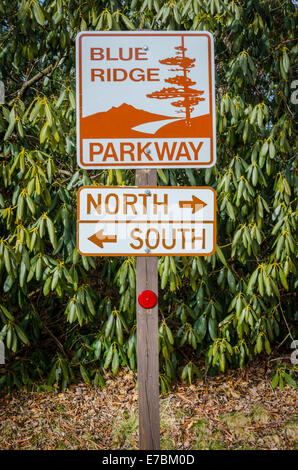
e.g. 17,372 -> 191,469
77,187 -> 216,256
76,31 -> 216,169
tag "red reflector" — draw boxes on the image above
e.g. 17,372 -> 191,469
138,290 -> 157,309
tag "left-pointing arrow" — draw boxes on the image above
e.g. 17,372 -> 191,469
88,229 -> 117,249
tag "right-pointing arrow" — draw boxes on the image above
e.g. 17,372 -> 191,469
179,195 -> 207,214
88,229 -> 117,249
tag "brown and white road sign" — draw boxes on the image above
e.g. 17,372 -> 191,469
76,31 -> 216,169
77,186 -> 216,256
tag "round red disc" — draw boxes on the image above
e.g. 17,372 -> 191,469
138,290 -> 157,309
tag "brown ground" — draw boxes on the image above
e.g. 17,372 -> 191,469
0,358 -> 297,450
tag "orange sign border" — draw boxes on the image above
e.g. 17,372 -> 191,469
77,186 -> 216,257
76,32 -> 216,169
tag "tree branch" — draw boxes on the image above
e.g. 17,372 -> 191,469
9,57 -> 61,104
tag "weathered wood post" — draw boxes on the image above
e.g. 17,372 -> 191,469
0,81 -> 4,104
135,169 -> 160,450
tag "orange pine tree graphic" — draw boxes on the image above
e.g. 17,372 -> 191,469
146,36 -> 205,126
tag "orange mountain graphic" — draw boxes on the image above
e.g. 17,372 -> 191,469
80,103 -> 212,139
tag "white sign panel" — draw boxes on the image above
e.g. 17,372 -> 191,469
77,187 -> 216,256
76,31 -> 216,169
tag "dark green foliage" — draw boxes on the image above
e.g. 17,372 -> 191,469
0,0 -> 297,392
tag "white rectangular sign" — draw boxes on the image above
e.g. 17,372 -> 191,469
76,31 -> 216,169
77,187 -> 216,256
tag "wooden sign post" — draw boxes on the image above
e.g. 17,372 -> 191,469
135,169 -> 160,450
0,81 -> 4,104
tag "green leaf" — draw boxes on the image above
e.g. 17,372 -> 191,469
181,364 -> 189,380
121,15 -> 135,30
247,269 -> 259,293
208,317 -> 217,340
165,325 -> 174,345
264,336 -> 271,354
282,50 -> 290,74
279,270 -> 288,290
80,364 -> 91,385
195,315 -> 207,341
1,305 -> 14,321
219,352 -> 225,372
14,324 -> 29,345
216,246 -> 227,267
33,1 -> 45,25
255,334 -> 263,353
104,344 -> 113,369
44,102 -> 53,126
40,122 -> 49,143
26,195 -> 35,214
284,373 -> 296,388
29,100 -> 42,121
46,217 -> 57,249
116,316 -> 123,345
185,169 -> 196,186
4,109 -> 16,140
105,314 -> 114,338
112,349 -> 119,374
271,372 -> 279,389
4,248 -> 12,276
157,168 -> 168,184
260,141 -> 268,158
94,371 -> 105,388
43,277 -> 51,296
19,261 -> 27,288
